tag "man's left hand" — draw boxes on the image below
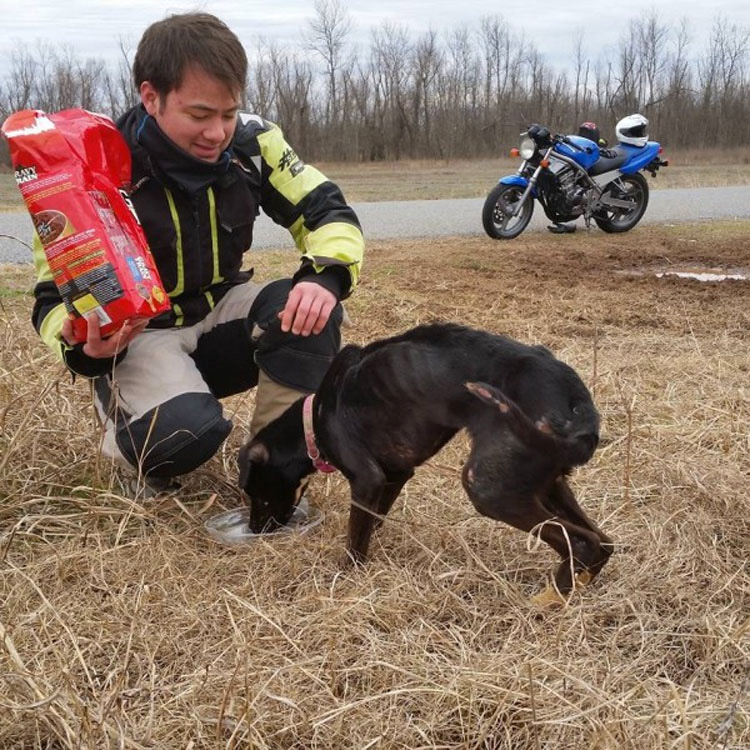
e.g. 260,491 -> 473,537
278,281 -> 337,336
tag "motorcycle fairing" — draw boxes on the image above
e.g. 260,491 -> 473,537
615,141 -> 661,174
589,141 -> 661,186
499,174 -> 537,196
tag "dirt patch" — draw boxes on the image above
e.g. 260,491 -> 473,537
0,221 -> 748,748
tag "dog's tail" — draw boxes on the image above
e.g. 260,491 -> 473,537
465,382 -> 594,467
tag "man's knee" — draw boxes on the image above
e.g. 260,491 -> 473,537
249,278 -> 343,392
113,392 -> 232,478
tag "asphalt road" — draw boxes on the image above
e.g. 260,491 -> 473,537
2,184 -> 750,264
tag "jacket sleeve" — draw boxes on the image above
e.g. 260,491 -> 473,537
233,114 -> 364,299
31,234 -> 122,378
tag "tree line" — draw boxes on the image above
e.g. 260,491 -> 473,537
2,2 -> 749,167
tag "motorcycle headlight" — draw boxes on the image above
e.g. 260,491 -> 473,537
519,137 -> 537,160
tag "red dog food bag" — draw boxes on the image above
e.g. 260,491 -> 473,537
1,108 -> 170,343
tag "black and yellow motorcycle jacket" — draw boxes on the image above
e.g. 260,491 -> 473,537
31,105 -> 364,377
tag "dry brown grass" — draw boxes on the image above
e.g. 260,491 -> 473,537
315,148 -> 750,201
2,146 -> 750,209
315,146 -> 750,200
1,221 -> 749,748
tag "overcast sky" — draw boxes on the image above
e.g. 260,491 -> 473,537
1,0 -> 749,77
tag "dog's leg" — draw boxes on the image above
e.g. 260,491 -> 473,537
465,476 -> 603,597
514,500 -> 603,593
347,475 -> 410,563
347,495 -> 380,564
520,502 -> 605,601
346,461 -> 388,564
542,477 -> 613,580
373,474 -> 412,531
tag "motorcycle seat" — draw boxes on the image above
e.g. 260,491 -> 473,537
587,145 -> 631,176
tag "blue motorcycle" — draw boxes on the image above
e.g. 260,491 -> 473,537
482,115 -> 668,239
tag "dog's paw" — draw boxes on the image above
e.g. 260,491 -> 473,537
340,549 -> 368,568
530,571 -> 593,607
530,585 -> 566,607
575,570 -> 592,586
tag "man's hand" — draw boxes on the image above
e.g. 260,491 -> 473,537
61,313 -> 148,358
278,281 -> 336,336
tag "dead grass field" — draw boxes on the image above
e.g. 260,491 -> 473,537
1,147 -> 750,209
315,147 -> 750,202
1,221 -> 749,748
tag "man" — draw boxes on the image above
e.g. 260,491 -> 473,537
30,12 -> 364,494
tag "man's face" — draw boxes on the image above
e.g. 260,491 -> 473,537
140,66 -> 240,162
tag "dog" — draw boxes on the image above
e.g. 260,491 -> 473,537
239,323 -> 612,596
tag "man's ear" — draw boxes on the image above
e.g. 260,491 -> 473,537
238,441 -> 269,489
140,80 -> 161,116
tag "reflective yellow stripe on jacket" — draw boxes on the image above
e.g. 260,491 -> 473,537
256,123 -> 363,288
32,233 -> 68,362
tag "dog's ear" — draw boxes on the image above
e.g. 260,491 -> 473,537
238,440 -> 270,489
465,381 -> 511,410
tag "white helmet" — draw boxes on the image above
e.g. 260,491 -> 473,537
616,113 -> 649,147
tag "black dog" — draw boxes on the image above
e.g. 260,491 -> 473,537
239,323 -> 612,595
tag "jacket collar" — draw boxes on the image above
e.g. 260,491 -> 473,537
118,105 -> 232,195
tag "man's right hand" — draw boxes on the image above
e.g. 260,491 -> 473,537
62,313 -> 148,358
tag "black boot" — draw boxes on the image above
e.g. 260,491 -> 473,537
547,223 -> 576,234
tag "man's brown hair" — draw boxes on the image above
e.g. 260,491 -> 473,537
133,12 -> 247,97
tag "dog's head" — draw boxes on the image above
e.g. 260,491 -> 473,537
510,350 -> 600,465
237,398 -> 315,533
238,439 -> 313,533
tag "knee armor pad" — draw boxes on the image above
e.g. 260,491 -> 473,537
115,392 -> 232,477
249,279 -> 343,392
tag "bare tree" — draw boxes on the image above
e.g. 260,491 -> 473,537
571,32 -> 591,125
637,10 -> 669,120
412,30 -> 442,156
1,43 -> 37,112
268,42 -> 315,154
662,19 -> 693,146
305,0 -> 352,127
102,38 -> 137,117
246,37 -> 276,116
697,17 -> 750,143
3,11 -> 750,167
370,22 -> 412,159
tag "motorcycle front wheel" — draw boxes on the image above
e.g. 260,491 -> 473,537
593,173 -> 649,233
482,183 -> 535,239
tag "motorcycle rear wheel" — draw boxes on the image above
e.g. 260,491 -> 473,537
482,183 -> 535,239
593,173 -> 649,233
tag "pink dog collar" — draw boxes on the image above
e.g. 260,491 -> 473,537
302,394 -> 337,473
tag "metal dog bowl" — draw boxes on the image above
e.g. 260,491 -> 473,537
204,498 -> 324,546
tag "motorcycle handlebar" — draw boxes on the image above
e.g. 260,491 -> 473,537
527,128 -> 585,151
